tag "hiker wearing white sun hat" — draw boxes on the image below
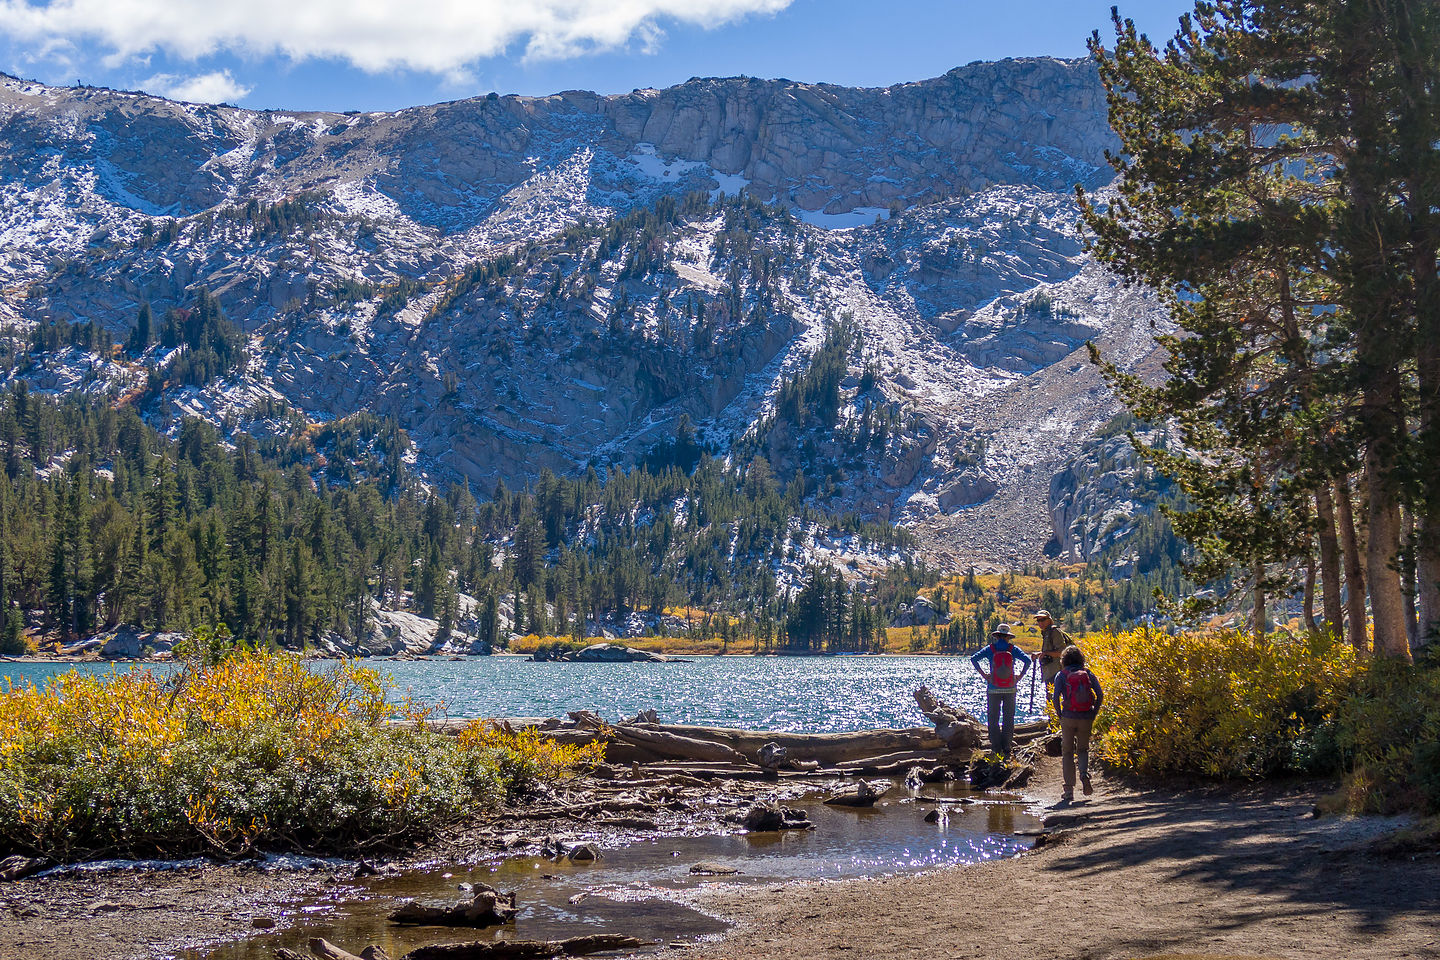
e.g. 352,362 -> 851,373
970,623 -> 1031,757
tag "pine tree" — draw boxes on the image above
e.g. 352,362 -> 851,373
1085,1 -> 1439,654
127,302 -> 152,356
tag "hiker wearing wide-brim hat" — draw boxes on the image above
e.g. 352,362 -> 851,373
970,623 -> 1032,758
1033,609 -> 1071,687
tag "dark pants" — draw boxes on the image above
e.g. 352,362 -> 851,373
987,687 -> 1017,757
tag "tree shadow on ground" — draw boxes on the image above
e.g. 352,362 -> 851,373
1036,782 -> 1440,953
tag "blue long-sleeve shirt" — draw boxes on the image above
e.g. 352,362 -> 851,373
971,639 -> 1031,691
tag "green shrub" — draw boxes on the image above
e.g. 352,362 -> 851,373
1326,659 -> 1440,813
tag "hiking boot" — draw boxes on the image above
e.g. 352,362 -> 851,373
1081,776 -> 1093,796
1059,791 -> 1073,804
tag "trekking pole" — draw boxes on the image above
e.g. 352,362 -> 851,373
1028,656 -> 1037,713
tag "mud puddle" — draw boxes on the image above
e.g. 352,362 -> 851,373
188,782 -> 1038,959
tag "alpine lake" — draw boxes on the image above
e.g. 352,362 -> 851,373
3,655 -> 1046,957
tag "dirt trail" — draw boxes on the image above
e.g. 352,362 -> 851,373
671,762 -> 1440,960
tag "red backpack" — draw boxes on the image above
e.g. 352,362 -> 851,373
990,644 -> 1016,688
1062,669 -> 1096,712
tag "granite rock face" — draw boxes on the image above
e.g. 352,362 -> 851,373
0,59 -> 1164,568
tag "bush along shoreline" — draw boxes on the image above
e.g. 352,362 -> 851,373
3,626 -> 1437,870
0,645 -> 601,863
1084,628 -> 1440,814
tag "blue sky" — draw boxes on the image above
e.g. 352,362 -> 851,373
0,0 -> 1197,112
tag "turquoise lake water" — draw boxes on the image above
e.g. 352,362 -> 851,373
0,655 -> 1047,730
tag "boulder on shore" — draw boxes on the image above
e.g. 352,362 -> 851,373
757,742 -> 789,769
913,686 -> 984,750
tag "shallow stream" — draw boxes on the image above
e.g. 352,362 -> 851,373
188,781 -> 1038,959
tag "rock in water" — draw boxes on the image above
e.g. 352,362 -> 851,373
689,861 -> 741,875
566,843 -> 601,862
741,803 -> 814,831
388,885 -> 518,927
823,780 -> 891,807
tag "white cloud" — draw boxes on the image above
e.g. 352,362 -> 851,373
142,68 -> 251,103
0,0 -> 793,75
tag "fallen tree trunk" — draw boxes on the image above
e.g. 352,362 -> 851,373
400,935 -> 648,959
405,718 -> 957,766
279,939 -> 365,960
834,749 -> 960,770
627,724 -> 945,765
278,944 -> 392,960
607,726 -> 748,764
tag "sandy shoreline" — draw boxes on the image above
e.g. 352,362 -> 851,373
2,758 -> 1436,960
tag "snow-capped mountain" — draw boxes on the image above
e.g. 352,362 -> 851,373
0,57 -> 1165,568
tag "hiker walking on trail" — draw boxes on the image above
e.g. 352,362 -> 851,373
1033,609 -> 1071,688
1052,644 -> 1103,803
970,623 -> 1031,758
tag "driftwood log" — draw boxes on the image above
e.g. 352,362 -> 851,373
913,686 -> 984,750
408,718 -> 952,766
627,723 -> 946,765
274,939 -> 368,960
605,726 -> 748,764
399,935 -> 649,959
834,749 -> 958,770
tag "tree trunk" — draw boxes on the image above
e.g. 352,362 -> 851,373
1415,253 -> 1440,654
1396,4 -> 1440,657
1303,548 -> 1318,634
1250,559 -> 1267,640
1363,408 -> 1413,660
1402,507 -> 1419,650
1314,485 -> 1345,641
1336,476 -> 1369,651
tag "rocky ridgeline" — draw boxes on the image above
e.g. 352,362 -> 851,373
1047,416 -> 1172,568
0,59 -> 1165,569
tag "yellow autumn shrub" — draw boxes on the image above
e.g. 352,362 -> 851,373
457,722 -> 605,800
0,649 -> 597,861
1083,627 -> 1361,778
